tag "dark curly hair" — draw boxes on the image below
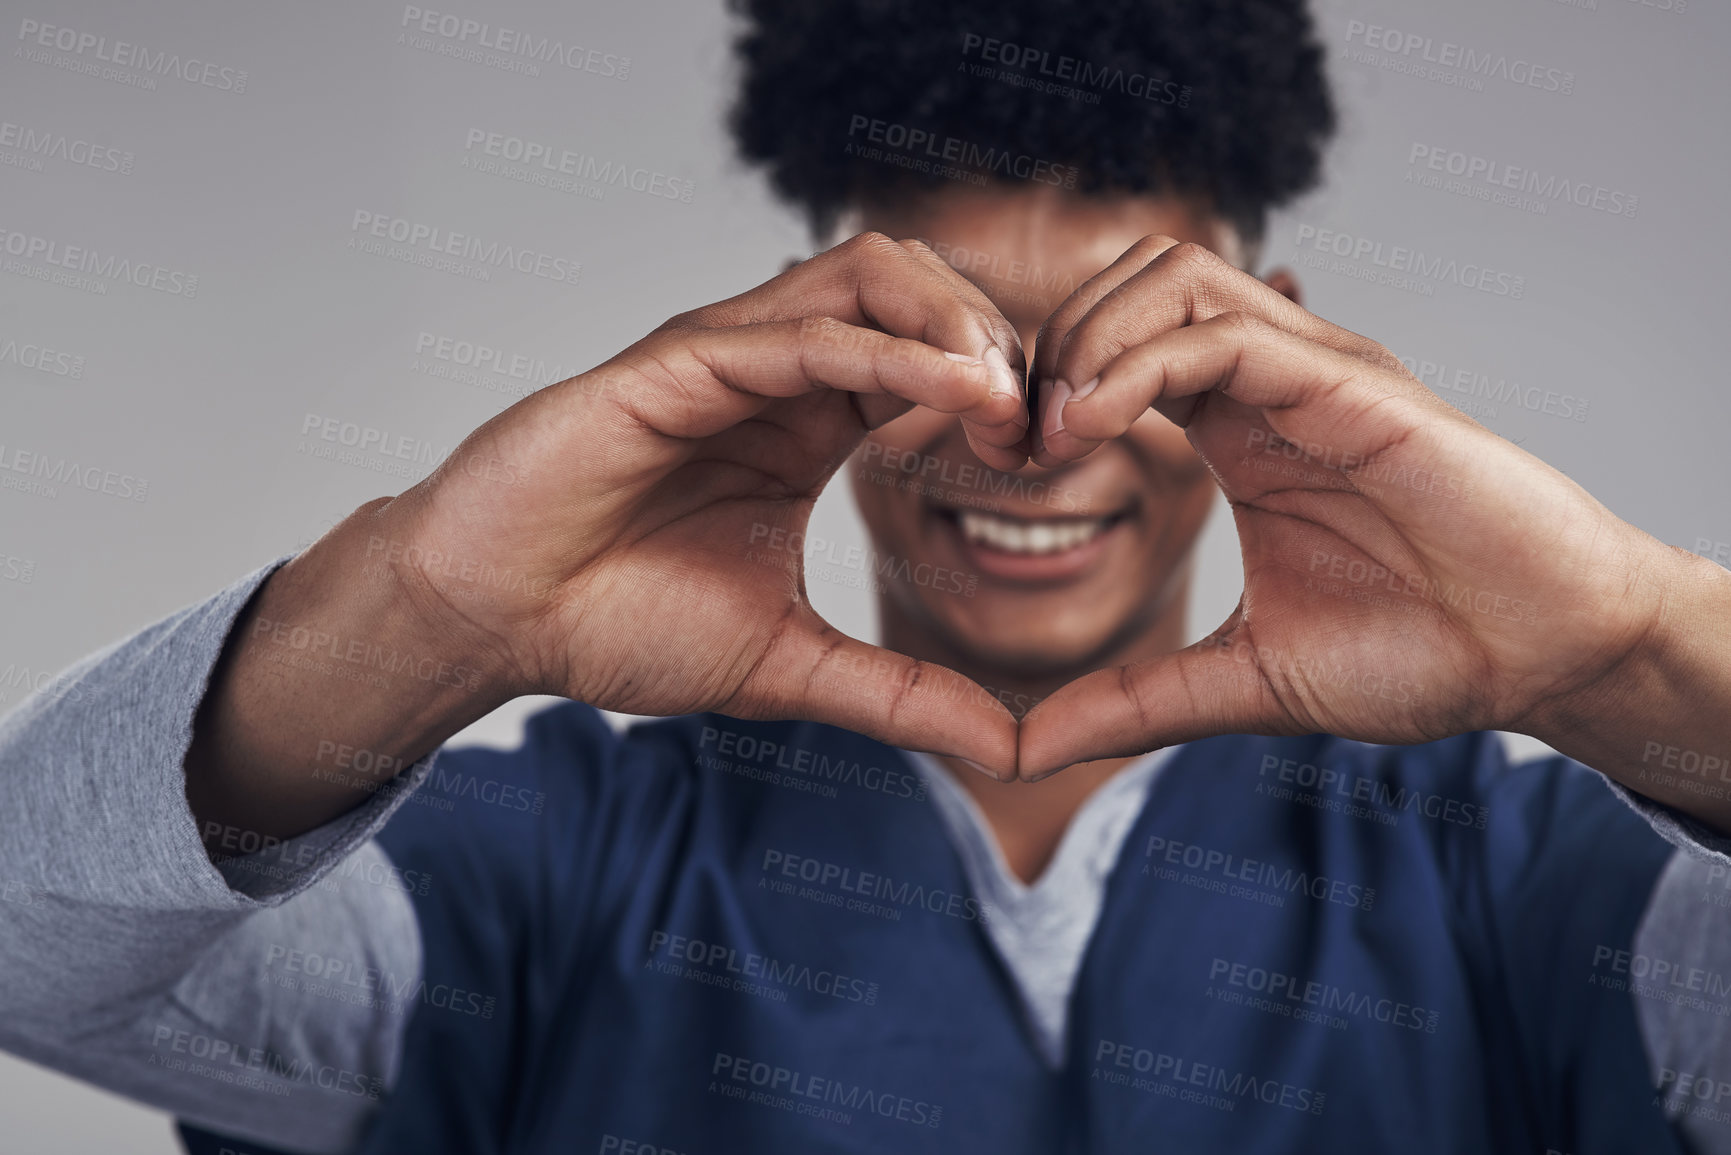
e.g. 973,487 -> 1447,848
727,0 -> 1334,249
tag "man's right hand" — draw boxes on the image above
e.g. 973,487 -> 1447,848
188,234 -> 1027,850
401,232 -> 1030,750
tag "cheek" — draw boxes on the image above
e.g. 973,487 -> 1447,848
850,409 -> 961,529
849,425 -> 937,543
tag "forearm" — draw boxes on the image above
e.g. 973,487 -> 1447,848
186,495 -> 525,852
1525,548 -> 1731,834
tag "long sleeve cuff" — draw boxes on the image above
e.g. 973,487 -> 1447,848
0,553 -> 434,914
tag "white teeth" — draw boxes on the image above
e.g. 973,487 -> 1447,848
957,512 -> 1113,555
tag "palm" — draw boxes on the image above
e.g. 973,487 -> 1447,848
542,389 -> 878,718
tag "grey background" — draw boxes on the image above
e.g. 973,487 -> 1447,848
0,0 -> 1723,1148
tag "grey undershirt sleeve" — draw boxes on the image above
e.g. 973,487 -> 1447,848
1603,772 -> 1731,1154
0,555 -> 434,1155
1633,850 -> 1731,1155
1546,772 -> 1731,1153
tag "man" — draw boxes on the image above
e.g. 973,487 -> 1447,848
3,1 -> 1730,1152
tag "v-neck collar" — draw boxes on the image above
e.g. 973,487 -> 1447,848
897,745 -> 1179,1066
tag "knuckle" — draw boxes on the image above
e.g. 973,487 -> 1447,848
1034,316 -> 1071,362
660,306 -> 709,333
1359,339 -> 1406,374
1160,241 -> 1222,276
1213,309 -> 1264,338
796,313 -> 850,344
1130,233 -> 1182,260
841,230 -> 899,260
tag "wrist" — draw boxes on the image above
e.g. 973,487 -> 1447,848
186,496 -> 526,847
1521,545 -> 1731,803
331,495 -> 538,708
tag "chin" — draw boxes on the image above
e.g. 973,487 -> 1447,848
904,591 -> 1128,679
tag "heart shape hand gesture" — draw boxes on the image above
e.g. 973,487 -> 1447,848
396,232 -> 1667,783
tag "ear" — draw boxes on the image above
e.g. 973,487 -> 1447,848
1260,266 -> 1303,308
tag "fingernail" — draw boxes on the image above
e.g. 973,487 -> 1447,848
1043,379 -> 1074,441
1072,376 -> 1100,401
957,757 -> 1004,781
983,346 -> 1020,401
944,350 -> 989,382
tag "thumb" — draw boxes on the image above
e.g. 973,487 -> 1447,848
1015,620 -> 1286,781
744,609 -> 1021,779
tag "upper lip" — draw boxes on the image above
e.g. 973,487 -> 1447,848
925,501 -> 1136,524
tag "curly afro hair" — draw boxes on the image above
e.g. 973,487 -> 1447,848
727,0 -> 1335,248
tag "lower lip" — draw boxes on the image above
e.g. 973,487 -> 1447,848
938,512 -> 1125,583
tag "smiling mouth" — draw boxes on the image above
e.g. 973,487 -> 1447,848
929,504 -> 1134,561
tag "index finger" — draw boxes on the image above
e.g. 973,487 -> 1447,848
1034,237 -> 1402,395
699,233 -> 1030,466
